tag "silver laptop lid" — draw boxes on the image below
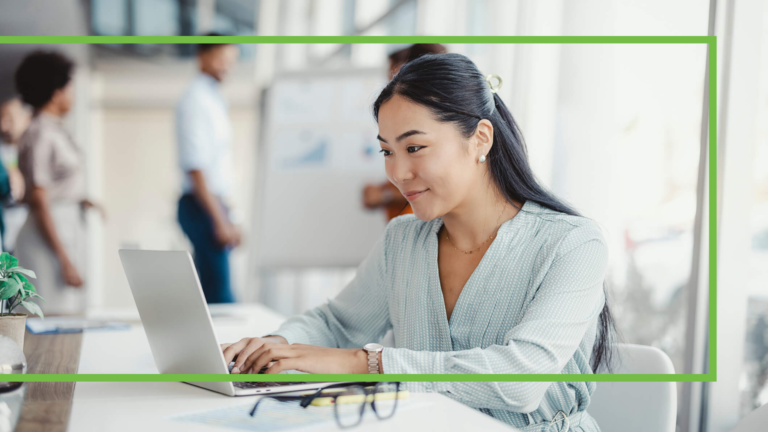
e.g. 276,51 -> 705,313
118,249 -> 234,395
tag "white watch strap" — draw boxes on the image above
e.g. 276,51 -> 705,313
367,350 -> 380,374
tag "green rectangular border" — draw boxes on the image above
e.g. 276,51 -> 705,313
0,35 -> 716,383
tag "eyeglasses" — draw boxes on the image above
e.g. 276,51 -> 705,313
250,382 -> 401,429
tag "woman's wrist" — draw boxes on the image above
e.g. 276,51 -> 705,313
354,348 -> 384,374
55,249 -> 71,264
354,348 -> 370,374
261,335 -> 288,345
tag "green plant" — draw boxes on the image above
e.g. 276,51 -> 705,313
0,252 -> 43,318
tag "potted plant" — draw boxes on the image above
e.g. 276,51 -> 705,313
0,252 -> 43,348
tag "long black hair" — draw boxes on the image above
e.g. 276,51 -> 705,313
372,53 -> 618,373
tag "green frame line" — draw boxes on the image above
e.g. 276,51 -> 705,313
12,374 -> 713,383
0,35 -> 712,44
0,35 -> 716,383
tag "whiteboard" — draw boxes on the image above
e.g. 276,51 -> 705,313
251,68 -> 390,268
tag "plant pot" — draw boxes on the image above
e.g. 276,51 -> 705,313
0,313 -> 27,349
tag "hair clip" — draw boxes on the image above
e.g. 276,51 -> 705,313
485,74 -> 503,94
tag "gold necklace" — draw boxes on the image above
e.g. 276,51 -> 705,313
445,231 -> 494,255
444,204 -> 506,255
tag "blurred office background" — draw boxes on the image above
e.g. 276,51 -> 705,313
0,0 -> 764,431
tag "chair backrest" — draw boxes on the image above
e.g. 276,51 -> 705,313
730,402 -> 768,432
588,344 -> 677,432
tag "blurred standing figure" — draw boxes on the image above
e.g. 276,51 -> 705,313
14,51 -> 97,314
176,35 -> 240,304
362,44 -> 448,221
0,98 -> 31,252
386,43 -> 448,79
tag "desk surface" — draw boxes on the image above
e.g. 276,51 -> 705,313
70,382 -> 514,432
18,331 -> 82,432
19,303 -> 515,431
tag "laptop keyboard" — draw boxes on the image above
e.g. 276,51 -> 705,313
228,362 -> 307,389
233,381 -> 307,389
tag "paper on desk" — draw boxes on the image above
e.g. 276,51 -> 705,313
171,398 -> 431,432
26,317 -> 131,334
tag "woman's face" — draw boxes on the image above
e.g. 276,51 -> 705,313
377,94 -> 492,221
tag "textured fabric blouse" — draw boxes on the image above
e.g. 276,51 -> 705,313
271,200 -> 608,432
18,112 -> 86,204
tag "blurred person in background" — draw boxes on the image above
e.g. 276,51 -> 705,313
0,135 -> 13,253
387,43 -> 449,79
0,98 -> 31,252
176,34 -> 240,304
362,43 -> 447,221
14,51 -> 102,314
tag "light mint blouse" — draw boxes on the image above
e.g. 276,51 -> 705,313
271,200 -> 608,432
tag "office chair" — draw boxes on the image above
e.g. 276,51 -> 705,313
730,402 -> 768,432
588,344 -> 677,432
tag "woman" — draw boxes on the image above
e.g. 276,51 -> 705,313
223,53 -> 616,431
14,51 -> 96,314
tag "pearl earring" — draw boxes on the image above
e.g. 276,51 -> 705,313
479,155 -> 486,163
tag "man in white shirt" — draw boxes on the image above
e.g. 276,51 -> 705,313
176,36 -> 240,303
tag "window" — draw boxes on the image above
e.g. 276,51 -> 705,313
133,0 -> 180,36
549,43 -> 707,376
89,0 -> 256,58
740,11 -> 768,415
386,0 -> 416,37
91,0 -> 129,36
214,0 -> 257,59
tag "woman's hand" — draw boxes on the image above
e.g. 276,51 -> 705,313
60,256 -> 83,287
240,343 -> 370,375
80,199 -> 107,221
222,336 -> 288,374
8,167 -> 25,202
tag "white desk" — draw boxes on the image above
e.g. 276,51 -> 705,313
68,303 -> 517,431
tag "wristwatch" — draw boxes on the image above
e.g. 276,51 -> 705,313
363,343 -> 384,374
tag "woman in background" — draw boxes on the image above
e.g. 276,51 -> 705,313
14,51 -> 98,314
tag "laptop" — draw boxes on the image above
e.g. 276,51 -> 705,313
118,249 -> 335,396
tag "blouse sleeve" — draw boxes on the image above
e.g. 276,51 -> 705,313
19,134 -> 54,190
381,222 -> 608,413
268,225 -> 392,348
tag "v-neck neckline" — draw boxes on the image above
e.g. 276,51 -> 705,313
429,200 -> 534,334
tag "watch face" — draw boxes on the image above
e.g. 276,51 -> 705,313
364,343 -> 384,352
